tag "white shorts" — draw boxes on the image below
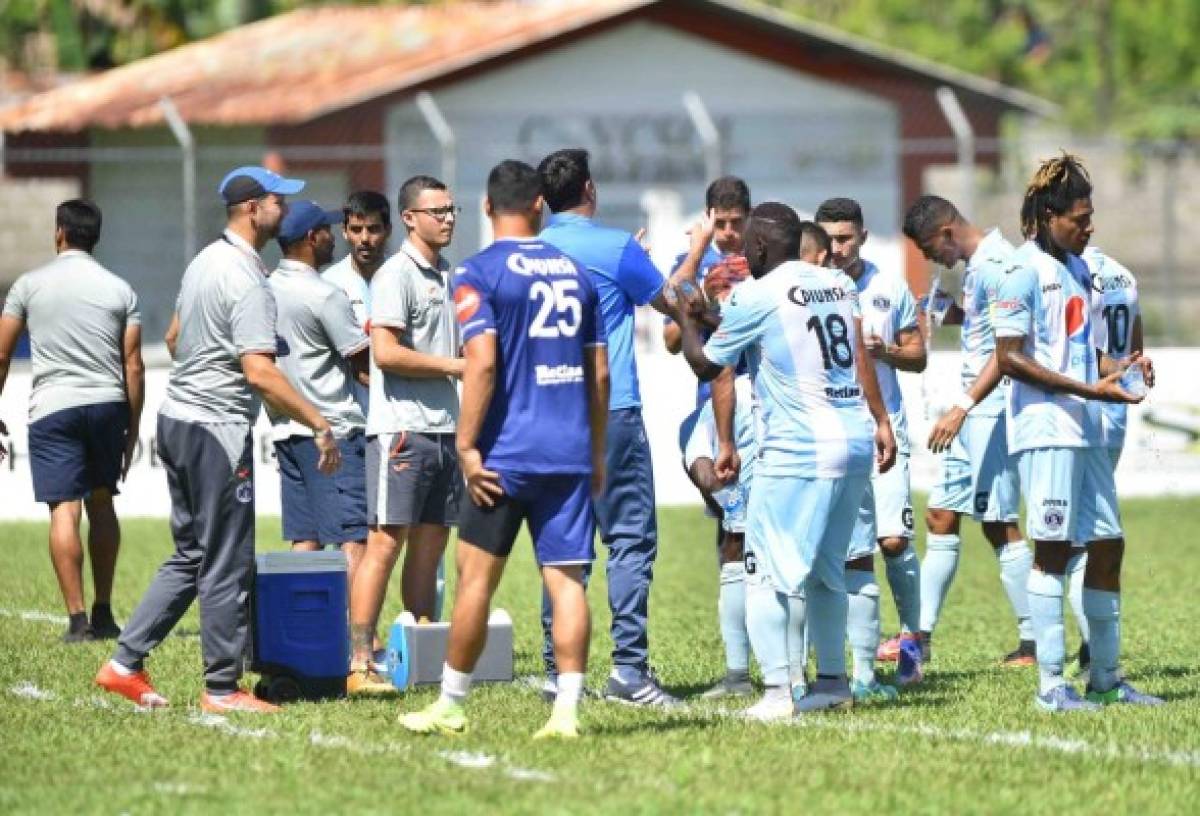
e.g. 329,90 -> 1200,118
1017,446 -> 1122,543
846,452 -> 913,560
745,471 -> 869,596
927,411 -> 1021,523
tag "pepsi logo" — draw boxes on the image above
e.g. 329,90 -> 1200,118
1065,295 -> 1088,341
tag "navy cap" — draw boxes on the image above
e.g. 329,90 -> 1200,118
219,165 -> 305,205
278,200 -> 343,244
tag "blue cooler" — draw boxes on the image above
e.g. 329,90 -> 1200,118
251,550 -> 348,702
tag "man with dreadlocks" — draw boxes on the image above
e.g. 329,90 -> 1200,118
992,153 -> 1163,711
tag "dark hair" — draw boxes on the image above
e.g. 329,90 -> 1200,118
398,175 -> 447,213
751,201 -> 802,258
537,149 -> 590,213
705,176 -> 751,213
814,197 -> 864,229
798,220 -> 831,257
1020,152 -> 1092,241
343,190 -> 391,229
56,199 -> 102,252
902,195 -> 962,244
487,160 -> 542,215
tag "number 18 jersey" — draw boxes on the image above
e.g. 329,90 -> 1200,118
703,260 -> 875,479
453,238 -> 605,475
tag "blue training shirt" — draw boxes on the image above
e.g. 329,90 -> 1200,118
540,212 -> 664,411
453,237 -> 605,475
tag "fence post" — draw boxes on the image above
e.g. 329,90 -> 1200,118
159,97 -> 196,263
935,86 -> 975,220
683,91 -> 721,183
415,91 -> 456,193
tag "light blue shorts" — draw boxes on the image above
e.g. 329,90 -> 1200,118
1017,446 -> 1122,543
927,411 -> 1021,523
847,453 -> 914,559
745,471 -> 869,595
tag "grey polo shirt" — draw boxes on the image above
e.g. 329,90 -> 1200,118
2,250 -> 140,422
321,254 -> 372,414
267,259 -> 368,441
366,241 -> 460,435
160,230 -> 277,426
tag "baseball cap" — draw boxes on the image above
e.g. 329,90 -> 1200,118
278,201 -> 344,245
219,165 -> 306,205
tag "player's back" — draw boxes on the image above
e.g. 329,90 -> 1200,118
960,229 -> 1018,416
453,238 -> 603,475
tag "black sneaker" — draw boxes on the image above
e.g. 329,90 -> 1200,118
89,606 -> 122,640
62,614 -> 94,644
1001,639 -> 1037,667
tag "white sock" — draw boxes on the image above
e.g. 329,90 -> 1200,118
108,659 -> 135,677
553,672 -> 585,714
440,664 -> 473,705
919,533 -> 960,633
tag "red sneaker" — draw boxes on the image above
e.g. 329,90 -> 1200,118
876,633 -> 902,662
200,690 -> 281,714
95,662 -> 169,709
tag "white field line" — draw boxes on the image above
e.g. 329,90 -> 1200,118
438,750 -> 497,769
0,608 -> 69,625
9,681 -> 55,700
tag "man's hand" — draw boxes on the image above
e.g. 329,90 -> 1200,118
460,447 -> 503,507
702,255 -> 749,303
875,419 -> 898,474
314,427 -> 342,475
1092,369 -> 1145,404
715,440 -> 741,485
928,406 -> 966,454
863,333 -> 889,360
1124,351 -> 1155,388
675,210 -> 716,280
121,432 -> 138,480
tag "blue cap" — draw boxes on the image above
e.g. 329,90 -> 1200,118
219,165 -> 305,205
278,200 -> 343,245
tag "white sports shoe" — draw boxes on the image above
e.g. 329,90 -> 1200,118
743,687 -> 794,721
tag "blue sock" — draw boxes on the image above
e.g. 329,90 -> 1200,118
718,561 -> 750,674
1027,569 -> 1067,695
1082,588 -> 1120,692
806,577 -> 848,678
883,543 -> 921,634
997,540 -> 1034,641
919,533 -> 959,634
1067,549 -> 1090,644
785,594 -> 808,690
845,568 -> 880,685
744,575 -> 790,687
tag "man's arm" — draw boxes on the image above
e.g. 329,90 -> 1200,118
663,321 -> 682,355
866,325 -> 926,373
710,366 -> 739,483
165,312 -> 180,359
672,286 -> 725,381
121,324 -> 145,478
456,333 -> 503,507
995,336 -> 1139,403
348,346 -> 370,387
854,316 -> 897,473
371,325 -> 464,379
241,352 -> 340,473
0,315 -> 24,457
583,344 -> 610,498
928,352 -> 1005,453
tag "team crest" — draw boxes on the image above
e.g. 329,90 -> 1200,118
235,466 -> 253,504
1043,507 -> 1065,531
872,295 -> 891,311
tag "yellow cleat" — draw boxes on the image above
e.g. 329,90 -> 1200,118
532,710 -> 580,740
399,698 -> 468,735
346,667 -> 397,697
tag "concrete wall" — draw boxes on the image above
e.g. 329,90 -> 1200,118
0,177 -> 80,289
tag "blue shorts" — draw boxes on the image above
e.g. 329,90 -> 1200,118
745,471 -> 869,596
847,452 -> 914,559
1017,446 -> 1122,542
275,433 -> 368,545
28,401 -> 128,504
457,472 -> 595,566
927,411 -> 1020,523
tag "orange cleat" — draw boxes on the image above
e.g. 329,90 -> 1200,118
95,662 -> 169,709
200,689 -> 281,714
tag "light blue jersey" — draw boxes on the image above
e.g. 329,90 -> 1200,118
703,261 -> 874,479
960,229 -> 1018,418
1084,247 -> 1138,451
855,260 -> 917,452
682,374 -> 758,484
994,241 -> 1102,453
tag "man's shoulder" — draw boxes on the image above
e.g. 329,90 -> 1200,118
1083,246 -> 1137,286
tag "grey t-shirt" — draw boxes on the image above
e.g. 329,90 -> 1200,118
367,241 -> 460,435
321,254 -> 373,414
160,230 -> 277,425
2,250 -> 140,422
267,259 -> 368,441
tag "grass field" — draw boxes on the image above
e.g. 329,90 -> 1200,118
2,496 -> 1199,814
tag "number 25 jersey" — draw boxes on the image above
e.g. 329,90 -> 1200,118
453,238 -> 606,475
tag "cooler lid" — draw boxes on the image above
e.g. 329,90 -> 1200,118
256,550 -> 347,574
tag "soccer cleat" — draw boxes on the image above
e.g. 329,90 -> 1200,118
89,608 -> 122,640
604,669 -> 681,707
95,662 -> 169,709
700,672 -> 754,700
399,698 -> 468,735
896,636 -> 925,686
1085,681 -> 1164,707
62,626 -> 95,644
794,676 -> 853,714
371,648 -> 389,675
1035,684 -> 1102,713
743,688 -> 795,721
347,667 -> 396,697
532,709 -> 580,740
1002,640 -> 1037,668
201,690 -> 280,714
875,633 -> 902,662
850,678 -> 899,704
539,676 -> 558,704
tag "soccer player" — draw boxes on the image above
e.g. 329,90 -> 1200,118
673,201 -> 897,718
0,199 -> 143,643
267,201 -> 370,581
903,195 -> 1036,667
352,176 -> 463,694
815,198 -> 925,682
994,153 -> 1160,710
96,166 -> 343,713
400,159 -> 607,738
537,149 -> 679,705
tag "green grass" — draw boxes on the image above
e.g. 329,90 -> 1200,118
2,496 -> 1198,814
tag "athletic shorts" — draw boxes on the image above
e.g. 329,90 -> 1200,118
846,453 -> 913,560
927,411 -> 1021,523
744,471 -> 869,596
1017,446 -> 1122,543
366,432 -> 460,527
28,401 -> 128,503
276,432 -> 367,545
457,472 -> 595,566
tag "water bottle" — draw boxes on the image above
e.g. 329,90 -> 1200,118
1121,360 -> 1147,399
713,481 -> 748,531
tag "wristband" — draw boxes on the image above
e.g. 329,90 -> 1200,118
954,393 -> 976,413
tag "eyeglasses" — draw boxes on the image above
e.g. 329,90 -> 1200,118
409,205 -> 461,221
